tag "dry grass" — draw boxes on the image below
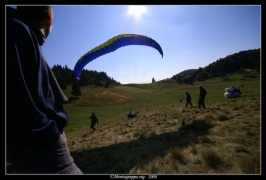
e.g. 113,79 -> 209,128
6,76 -> 261,175
69,86 -> 133,107
65,98 -> 260,174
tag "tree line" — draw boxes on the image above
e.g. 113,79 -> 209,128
171,48 -> 260,85
52,48 -> 260,97
51,65 -> 120,97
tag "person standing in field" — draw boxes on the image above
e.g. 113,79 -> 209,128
185,91 -> 193,108
6,6 -> 83,174
198,86 -> 207,109
89,112 -> 99,131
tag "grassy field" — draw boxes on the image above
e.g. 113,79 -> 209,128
6,71 -> 261,174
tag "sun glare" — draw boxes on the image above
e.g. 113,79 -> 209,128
127,5 -> 146,19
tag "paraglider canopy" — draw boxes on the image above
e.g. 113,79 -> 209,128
73,34 -> 163,79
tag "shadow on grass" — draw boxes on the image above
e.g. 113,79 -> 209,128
71,120 -> 212,174
6,120 -> 212,174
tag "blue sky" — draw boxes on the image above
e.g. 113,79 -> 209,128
7,5 -> 261,84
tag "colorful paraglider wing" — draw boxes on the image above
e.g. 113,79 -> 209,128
73,34 -> 163,79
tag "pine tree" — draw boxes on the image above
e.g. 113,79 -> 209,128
71,77 -> 82,98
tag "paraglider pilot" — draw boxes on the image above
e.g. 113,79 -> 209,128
89,112 -> 99,131
185,92 -> 193,108
198,86 -> 207,109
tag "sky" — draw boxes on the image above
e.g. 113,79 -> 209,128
6,5 -> 261,84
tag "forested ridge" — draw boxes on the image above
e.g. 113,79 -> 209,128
171,48 -> 260,84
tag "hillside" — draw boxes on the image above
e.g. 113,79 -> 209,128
171,48 -> 260,84
175,69 -> 197,77
64,72 -> 260,174
6,69 -> 260,175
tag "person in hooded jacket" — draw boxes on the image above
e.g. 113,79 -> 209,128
6,6 -> 83,174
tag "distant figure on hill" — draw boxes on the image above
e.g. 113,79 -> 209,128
185,92 -> 193,108
89,112 -> 99,131
198,86 -> 207,109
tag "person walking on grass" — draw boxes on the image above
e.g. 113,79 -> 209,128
6,6 -> 83,174
185,91 -> 193,108
89,112 -> 99,131
198,86 -> 207,109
